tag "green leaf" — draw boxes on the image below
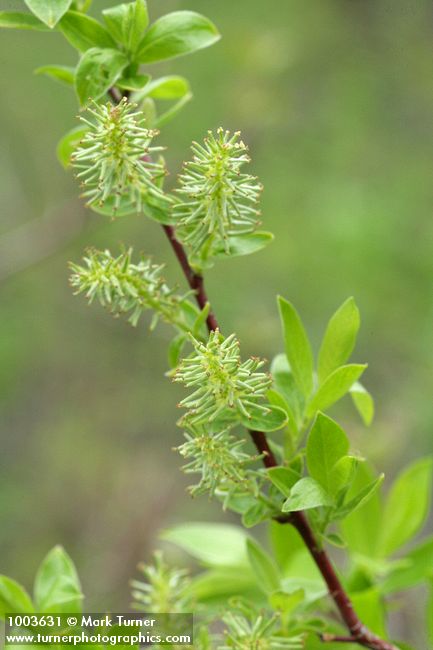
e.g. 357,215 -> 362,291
269,521 -> 305,571
241,502 -> 271,528
161,523 -> 249,567
282,477 -> 333,512
329,455 -> 360,495
168,334 -> 187,368
337,473 -> 384,521
213,232 -> 274,258
267,467 -> 300,498
102,0 -> 148,53
57,126 -> 88,168
381,536 -> 433,594
75,47 -> 128,105
0,12 -> 50,31
239,404 -> 288,433
137,10 -> 220,64
306,364 -> 367,420
117,74 -> 150,91
277,297 -> 314,398
34,546 -> 82,613
59,11 -> 116,52
306,413 -> 349,494
0,577 -> 34,617
318,297 -> 360,383
270,353 -> 304,430
350,381 -> 374,426
35,64 -> 75,86
190,567 -> 256,604
246,538 -> 281,594
24,0 -> 72,28
136,75 -> 190,100
340,464 -> 383,556
377,457 -> 433,557
89,195 -> 136,218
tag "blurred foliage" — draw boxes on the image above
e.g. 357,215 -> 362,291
0,0 -> 432,645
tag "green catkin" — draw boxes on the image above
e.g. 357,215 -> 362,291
174,128 -> 262,255
72,98 -> 170,215
69,248 -> 185,328
177,427 -> 258,498
173,330 -> 272,426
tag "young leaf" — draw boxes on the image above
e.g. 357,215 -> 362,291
277,297 -> 314,398
117,74 -> 150,91
377,457 -> 433,557
269,589 -> 304,615
306,364 -> 367,420
242,502 -> 271,529
34,546 -> 82,613
269,521 -> 305,571
57,126 -> 88,168
306,413 -> 349,494
246,538 -> 281,594
189,567 -> 256,603
239,404 -> 288,433
340,464 -> 383,556
350,381 -> 375,426
35,65 -> 75,86
335,473 -> 384,521
135,75 -> 190,100
24,0 -> 72,28
59,11 -> 116,52
270,353 -> 304,429
282,477 -> 333,512
213,232 -> 274,259
0,577 -> 34,617
0,12 -> 50,31
318,297 -> 360,383
161,523 -> 249,567
75,48 -> 128,105
103,0 -> 148,53
381,536 -> 433,594
267,467 -> 300,498
329,455 -> 359,495
168,334 -> 187,368
137,10 -> 220,63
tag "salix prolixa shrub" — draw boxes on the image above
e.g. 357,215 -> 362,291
1,3 -> 432,650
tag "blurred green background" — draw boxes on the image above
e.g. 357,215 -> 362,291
0,0 -> 432,636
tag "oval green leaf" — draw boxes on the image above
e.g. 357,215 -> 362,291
213,232 -> 274,258
35,64 -> 75,86
0,11 -> 50,31
59,11 -> 116,52
239,404 -> 288,433
24,0 -> 72,28
137,10 -> 220,63
34,546 -> 82,613
57,126 -> 88,168
75,47 -> 128,105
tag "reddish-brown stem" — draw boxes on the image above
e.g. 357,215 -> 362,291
160,223 -> 398,650
162,225 -> 219,332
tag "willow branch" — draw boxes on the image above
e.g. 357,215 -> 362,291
160,222 -> 398,650
105,86 -> 397,650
